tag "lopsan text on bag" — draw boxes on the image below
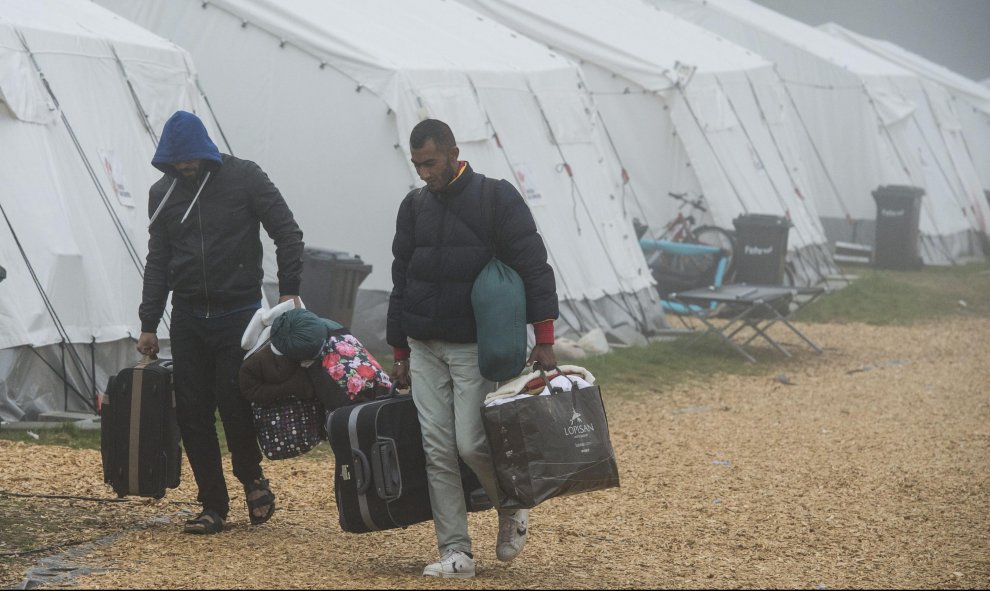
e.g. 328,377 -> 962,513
482,365 -> 620,509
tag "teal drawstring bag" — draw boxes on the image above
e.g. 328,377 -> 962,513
471,179 -> 527,382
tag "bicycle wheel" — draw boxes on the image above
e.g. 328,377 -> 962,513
691,225 -> 736,278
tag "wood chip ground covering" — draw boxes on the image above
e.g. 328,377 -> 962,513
1,318 -> 988,589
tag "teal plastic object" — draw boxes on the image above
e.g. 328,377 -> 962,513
471,257 -> 527,382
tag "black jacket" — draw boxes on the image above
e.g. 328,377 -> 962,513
387,164 -> 557,348
139,154 -> 304,332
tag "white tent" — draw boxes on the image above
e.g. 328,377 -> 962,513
459,0 -> 838,287
0,0 -> 220,420
652,0 -> 990,265
820,22 -> 990,193
93,0 -> 666,350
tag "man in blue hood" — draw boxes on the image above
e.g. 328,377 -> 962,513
137,110 -> 304,534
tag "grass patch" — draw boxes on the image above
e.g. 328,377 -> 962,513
0,423 -> 101,450
5,262 -> 988,449
796,261 -> 990,325
580,333 -> 773,397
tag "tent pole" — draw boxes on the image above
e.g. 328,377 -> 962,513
91,338 -> 97,404
61,342 -> 68,412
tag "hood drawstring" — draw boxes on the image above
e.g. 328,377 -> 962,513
179,170 -> 212,224
148,178 -> 178,227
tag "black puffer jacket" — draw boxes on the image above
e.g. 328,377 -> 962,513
139,154 -> 304,332
387,164 -> 557,348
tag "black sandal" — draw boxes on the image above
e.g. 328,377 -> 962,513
183,509 -> 225,534
245,478 -> 276,525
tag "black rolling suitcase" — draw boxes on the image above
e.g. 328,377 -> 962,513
101,357 -> 182,498
327,391 -> 492,533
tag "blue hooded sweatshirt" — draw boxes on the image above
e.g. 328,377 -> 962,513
139,111 -> 304,332
151,111 -> 223,176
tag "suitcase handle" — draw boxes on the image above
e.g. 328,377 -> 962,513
373,384 -> 409,400
351,448 -> 371,495
372,438 -> 402,501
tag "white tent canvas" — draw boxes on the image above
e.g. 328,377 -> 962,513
0,0 -> 219,420
821,22 -> 990,193
653,0 -> 990,265
459,0 -> 838,287
93,0 -> 666,350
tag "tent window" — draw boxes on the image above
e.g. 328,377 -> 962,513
535,90 -> 594,145
416,86 -> 489,142
685,84 -> 738,132
0,50 -> 58,124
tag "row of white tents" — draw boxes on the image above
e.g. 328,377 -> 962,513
1,0 -> 988,420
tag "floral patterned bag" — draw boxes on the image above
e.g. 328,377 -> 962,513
313,329 -> 392,406
252,397 -> 326,460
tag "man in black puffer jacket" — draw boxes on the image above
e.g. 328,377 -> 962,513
136,110 -> 304,535
388,119 -> 558,579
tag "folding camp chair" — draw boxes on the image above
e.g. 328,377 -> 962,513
668,284 -> 826,363
639,238 -> 730,324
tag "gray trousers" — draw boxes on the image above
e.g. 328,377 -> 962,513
408,338 -> 504,556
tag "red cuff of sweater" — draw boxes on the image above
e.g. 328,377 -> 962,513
533,320 -> 555,345
393,347 -> 410,361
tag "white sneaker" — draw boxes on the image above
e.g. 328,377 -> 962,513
422,550 -> 476,579
496,508 -> 529,562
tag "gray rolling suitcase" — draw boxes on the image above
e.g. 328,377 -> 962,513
327,390 -> 492,533
100,357 -> 181,498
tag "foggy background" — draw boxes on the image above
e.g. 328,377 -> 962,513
752,0 -> 990,82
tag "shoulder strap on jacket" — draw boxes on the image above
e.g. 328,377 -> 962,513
410,186 -> 427,238
480,177 -> 497,256
412,186 -> 427,217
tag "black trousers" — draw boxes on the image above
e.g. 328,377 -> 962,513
169,306 -> 262,518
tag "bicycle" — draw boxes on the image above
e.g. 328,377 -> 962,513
637,192 -> 737,280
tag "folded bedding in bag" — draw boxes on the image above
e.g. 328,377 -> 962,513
484,364 -> 595,407
480,363 -> 618,509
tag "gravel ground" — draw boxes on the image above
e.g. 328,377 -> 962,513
1,318 -> 988,589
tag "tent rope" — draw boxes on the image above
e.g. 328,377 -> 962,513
728,74 -> 827,286
582,83 -> 651,224
751,106 -> 840,285
0,201 -> 97,412
892,80 -> 973,220
773,67 -> 854,222
916,82 -> 988,234
461,79 -> 587,335
858,84 -> 956,264
713,74 -> 819,284
573,72 -> 652,220
108,43 -> 159,147
578,78 -> 664,326
877,79 -> 964,264
672,85 -> 749,213
15,29 -> 147,282
526,80 -> 650,333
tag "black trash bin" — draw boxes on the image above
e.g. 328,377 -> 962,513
299,248 -> 373,327
731,214 -> 791,285
871,185 -> 923,270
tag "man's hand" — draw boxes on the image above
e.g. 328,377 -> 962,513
137,332 -> 159,358
527,343 -> 557,371
390,360 -> 411,389
278,295 -> 302,308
